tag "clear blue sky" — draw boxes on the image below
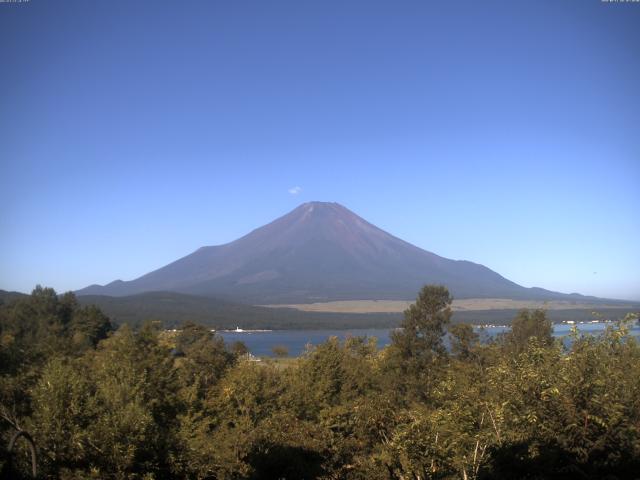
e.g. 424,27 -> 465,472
1,0 -> 638,300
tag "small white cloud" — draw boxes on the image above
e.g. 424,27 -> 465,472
288,186 -> 302,195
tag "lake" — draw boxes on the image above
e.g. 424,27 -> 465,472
218,321 -> 640,357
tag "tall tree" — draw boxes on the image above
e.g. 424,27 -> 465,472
386,285 -> 453,401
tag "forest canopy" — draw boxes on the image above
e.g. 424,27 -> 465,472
1,285 -> 639,479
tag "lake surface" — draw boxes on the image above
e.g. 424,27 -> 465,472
219,322 -> 640,357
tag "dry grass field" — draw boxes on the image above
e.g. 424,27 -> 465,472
262,298 -> 636,314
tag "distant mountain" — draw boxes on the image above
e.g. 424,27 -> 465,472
77,202 -> 598,303
0,289 -> 28,305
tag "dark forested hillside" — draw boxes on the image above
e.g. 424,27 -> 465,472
0,289 -> 27,305
2,289 -> 634,330
77,291 -> 401,329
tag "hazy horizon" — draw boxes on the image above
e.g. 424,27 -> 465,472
1,1 -> 639,300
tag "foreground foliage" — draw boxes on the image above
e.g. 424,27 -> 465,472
1,286 -> 639,479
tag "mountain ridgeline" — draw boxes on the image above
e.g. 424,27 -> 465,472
77,202 -> 593,304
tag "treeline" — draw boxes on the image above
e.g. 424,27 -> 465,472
3,289 -> 635,331
0,289 -> 403,331
1,286 -> 639,479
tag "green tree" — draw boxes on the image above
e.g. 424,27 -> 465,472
84,323 -> 178,478
386,285 -> 453,401
505,309 -> 553,353
69,304 -> 112,348
449,323 -> 479,361
174,322 -> 236,398
391,285 -> 453,357
29,357 -> 94,476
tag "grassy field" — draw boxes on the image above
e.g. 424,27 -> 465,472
262,298 -> 639,313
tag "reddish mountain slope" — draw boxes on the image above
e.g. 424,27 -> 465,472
77,202 -> 588,303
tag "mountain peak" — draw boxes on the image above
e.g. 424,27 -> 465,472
76,202 -> 579,303
299,201 -> 340,208
293,201 -> 348,216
